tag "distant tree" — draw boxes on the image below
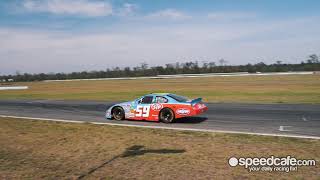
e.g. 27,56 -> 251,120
245,63 -> 255,73
307,54 -> 319,64
4,53 -> 320,82
254,62 -> 267,72
218,59 -> 227,66
175,62 -> 180,69
124,67 -> 131,76
208,62 -> 216,67
193,61 -> 200,73
201,61 -> 209,73
140,62 -> 148,70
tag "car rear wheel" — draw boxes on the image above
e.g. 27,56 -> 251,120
159,108 -> 174,123
112,107 -> 125,120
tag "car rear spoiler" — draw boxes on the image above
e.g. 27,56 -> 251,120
191,98 -> 202,105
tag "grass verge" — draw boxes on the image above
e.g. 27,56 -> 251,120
1,74 -> 320,104
0,117 -> 319,179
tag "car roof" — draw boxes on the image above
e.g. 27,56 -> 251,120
145,93 -> 170,96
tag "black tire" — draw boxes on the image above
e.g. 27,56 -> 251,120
159,108 -> 175,123
112,106 -> 125,121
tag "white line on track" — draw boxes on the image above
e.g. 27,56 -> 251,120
0,86 -> 28,90
1,114 -> 319,140
279,126 -> 292,132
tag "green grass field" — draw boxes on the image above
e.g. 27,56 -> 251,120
1,74 -> 320,103
0,117 -> 319,179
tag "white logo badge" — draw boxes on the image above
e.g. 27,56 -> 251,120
151,103 -> 163,111
176,108 -> 190,115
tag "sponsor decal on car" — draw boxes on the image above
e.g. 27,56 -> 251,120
151,103 -> 163,111
196,103 -> 206,109
128,113 -> 135,118
176,108 -> 190,115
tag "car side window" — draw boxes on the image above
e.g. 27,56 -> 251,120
140,96 -> 154,104
155,96 -> 168,103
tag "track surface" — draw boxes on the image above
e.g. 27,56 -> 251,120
0,100 -> 320,137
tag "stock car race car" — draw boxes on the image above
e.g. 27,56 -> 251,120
105,93 -> 208,123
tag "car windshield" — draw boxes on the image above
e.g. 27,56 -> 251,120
167,94 -> 189,102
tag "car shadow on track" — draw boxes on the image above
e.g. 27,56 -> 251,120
123,116 -> 207,124
174,116 -> 208,124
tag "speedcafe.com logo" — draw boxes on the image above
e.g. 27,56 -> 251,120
151,103 -> 163,111
228,155 -> 316,173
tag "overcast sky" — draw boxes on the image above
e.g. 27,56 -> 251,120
1,0 -> 320,75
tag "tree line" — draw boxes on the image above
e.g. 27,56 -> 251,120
1,54 -> 319,82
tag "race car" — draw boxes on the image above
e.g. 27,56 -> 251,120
105,93 -> 208,123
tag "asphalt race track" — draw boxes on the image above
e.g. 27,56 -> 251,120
0,100 -> 320,138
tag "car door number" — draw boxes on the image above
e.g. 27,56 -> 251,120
136,105 -> 150,117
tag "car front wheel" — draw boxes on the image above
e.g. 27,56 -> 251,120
112,107 -> 125,120
159,108 -> 174,123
